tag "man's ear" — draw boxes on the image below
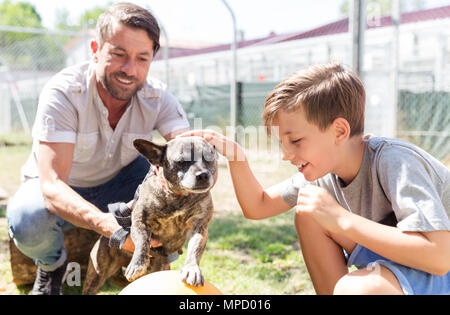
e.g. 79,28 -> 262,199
91,40 -> 99,63
332,117 -> 351,145
133,139 -> 167,166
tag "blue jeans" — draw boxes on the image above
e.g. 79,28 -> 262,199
7,156 -> 149,272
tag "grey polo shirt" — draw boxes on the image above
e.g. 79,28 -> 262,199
273,137 -> 450,232
21,62 -> 190,187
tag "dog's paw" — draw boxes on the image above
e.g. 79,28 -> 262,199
125,260 -> 148,282
181,264 -> 204,287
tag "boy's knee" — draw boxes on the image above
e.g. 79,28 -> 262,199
333,266 -> 403,295
295,210 -> 325,235
334,273 -> 370,295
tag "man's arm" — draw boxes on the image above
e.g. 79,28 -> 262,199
38,142 -> 119,240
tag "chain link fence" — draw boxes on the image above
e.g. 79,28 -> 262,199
0,26 -> 85,133
1,26 -> 449,164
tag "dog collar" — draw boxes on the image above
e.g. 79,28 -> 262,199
153,166 -> 186,196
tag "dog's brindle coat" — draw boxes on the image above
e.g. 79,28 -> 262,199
82,137 -> 218,295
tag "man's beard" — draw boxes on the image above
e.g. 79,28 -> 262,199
100,71 -> 144,101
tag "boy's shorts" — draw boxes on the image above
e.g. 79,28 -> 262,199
345,244 -> 450,295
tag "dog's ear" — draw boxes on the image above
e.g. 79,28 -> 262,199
133,139 -> 167,166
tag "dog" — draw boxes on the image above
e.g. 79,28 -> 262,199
82,136 -> 218,295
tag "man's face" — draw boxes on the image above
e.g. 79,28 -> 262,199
92,22 -> 154,101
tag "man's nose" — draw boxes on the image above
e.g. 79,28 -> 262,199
121,58 -> 137,77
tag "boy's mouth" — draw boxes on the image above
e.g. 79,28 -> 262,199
297,162 -> 309,172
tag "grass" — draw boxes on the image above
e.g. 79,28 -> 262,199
0,132 -> 313,295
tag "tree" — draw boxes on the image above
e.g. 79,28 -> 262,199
79,4 -> 111,29
339,0 -> 426,17
54,7 -> 79,32
0,0 -> 42,28
54,4 -> 110,32
0,1 -> 66,71
0,0 -> 43,45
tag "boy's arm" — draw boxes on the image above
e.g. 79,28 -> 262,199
228,159 -> 293,219
297,185 -> 450,276
342,212 -> 450,276
177,130 -> 292,220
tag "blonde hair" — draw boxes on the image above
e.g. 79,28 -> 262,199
263,63 -> 365,137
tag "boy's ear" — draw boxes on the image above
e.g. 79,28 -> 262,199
133,139 -> 167,166
332,118 -> 351,145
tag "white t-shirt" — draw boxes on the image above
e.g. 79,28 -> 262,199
21,62 -> 190,187
273,137 -> 450,232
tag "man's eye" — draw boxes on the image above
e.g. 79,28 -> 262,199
112,53 -> 124,57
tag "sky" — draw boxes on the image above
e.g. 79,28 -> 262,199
22,0 -> 450,44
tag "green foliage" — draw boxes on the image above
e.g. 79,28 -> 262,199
79,5 -> 110,29
54,3 -> 110,34
0,0 -> 42,45
0,0 -> 41,27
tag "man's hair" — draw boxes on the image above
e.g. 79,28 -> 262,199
262,62 -> 365,137
96,2 -> 160,54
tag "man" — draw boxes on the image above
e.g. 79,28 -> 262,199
6,2 -> 190,295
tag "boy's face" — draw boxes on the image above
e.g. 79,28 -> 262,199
273,108 -> 338,182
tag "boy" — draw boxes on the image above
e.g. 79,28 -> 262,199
178,63 -> 450,295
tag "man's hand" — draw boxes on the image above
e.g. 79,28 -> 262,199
118,203 -> 163,252
296,185 -> 349,234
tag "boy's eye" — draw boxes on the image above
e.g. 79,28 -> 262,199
290,138 -> 302,144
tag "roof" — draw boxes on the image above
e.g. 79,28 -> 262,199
154,5 -> 450,61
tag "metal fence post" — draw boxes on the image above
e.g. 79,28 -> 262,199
145,5 -> 170,87
350,0 -> 366,77
392,0 -> 400,138
220,0 -> 238,141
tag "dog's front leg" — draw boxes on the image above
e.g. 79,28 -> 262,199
124,204 -> 152,282
181,226 -> 208,287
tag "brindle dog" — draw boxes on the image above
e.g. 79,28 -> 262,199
82,136 -> 218,295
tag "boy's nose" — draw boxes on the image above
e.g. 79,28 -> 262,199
281,147 -> 294,161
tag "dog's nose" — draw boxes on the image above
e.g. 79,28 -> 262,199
195,171 -> 209,182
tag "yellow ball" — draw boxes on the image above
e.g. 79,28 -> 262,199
119,270 -> 222,295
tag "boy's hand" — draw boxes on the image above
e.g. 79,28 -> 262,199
176,129 -> 246,161
296,185 -> 349,234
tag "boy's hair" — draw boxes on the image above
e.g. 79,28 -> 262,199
96,2 -> 160,54
263,63 -> 365,137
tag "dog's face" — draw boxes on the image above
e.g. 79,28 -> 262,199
134,136 -> 218,194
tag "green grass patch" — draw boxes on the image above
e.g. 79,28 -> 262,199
0,132 -> 315,295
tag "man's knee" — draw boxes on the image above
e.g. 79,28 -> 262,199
7,203 -> 55,247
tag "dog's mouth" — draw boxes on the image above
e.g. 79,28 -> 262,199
179,171 -> 216,194
181,182 -> 215,194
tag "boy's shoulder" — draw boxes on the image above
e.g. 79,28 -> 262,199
366,136 -> 448,183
